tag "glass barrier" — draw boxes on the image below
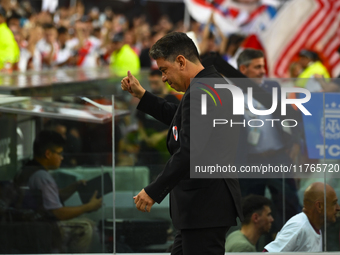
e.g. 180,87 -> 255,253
322,90 -> 340,252
0,72 -> 339,254
0,94 -> 115,253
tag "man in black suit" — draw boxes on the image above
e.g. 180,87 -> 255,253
121,32 -> 243,254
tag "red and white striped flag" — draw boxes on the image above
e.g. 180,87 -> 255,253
184,0 -> 278,35
260,0 -> 340,78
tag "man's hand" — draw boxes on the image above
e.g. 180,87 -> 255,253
87,190 -> 102,212
121,71 -> 146,99
133,189 -> 155,212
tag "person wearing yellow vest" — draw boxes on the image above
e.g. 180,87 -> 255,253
0,5 -> 20,71
296,49 -> 330,90
110,32 -> 140,77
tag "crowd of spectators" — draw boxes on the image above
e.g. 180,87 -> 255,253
0,0 -> 190,74
1,0 -> 339,88
0,0 -> 257,77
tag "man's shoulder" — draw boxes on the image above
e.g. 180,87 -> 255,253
29,169 -> 54,182
225,230 -> 256,252
30,169 -> 52,178
20,168 -> 55,191
280,213 -> 309,233
193,65 -> 223,80
226,230 -> 243,240
120,44 -> 138,57
226,230 -> 248,244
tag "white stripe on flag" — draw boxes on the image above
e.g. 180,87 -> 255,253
262,0 -> 340,77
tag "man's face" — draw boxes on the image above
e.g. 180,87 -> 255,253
83,21 -> 92,37
256,205 -> 274,234
298,56 -> 310,69
157,57 -> 186,92
111,41 -> 124,52
45,28 -> 57,44
240,57 -> 266,84
325,190 -> 340,224
46,146 -> 63,170
149,75 -> 164,95
60,8 -> 69,19
8,18 -> 20,30
11,26 -> 21,44
58,33 -> 68,45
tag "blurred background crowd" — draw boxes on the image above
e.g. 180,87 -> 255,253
0,0 -> 338,83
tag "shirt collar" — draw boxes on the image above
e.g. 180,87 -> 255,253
195,65 -> 218,78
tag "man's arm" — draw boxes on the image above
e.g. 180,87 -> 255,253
135,91 -> 193,211
122,71 -> 178,125
51,191 -> 102,220
264,224 -> 300,252
137,91 -> 178,126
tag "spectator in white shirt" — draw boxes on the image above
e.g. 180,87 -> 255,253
55,26 -> 74,67
73,16 -> 101,68
36,23 -> 59,69
18,26 -> 43,71
264,182 -> 340,252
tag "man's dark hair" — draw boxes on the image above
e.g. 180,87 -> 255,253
299,49 -> 319,62
149,69 -> 162,77
57,26 -> 68,35
0,5 -> 6,18
93,27 -> 101,34
149,32 -> 200,63
42,23 -> 55,30
225,33 -> 246,54
242,195 -> 271,225
237,48 -> 264,69
33,130 -> 65,158
6,11 -> 21,25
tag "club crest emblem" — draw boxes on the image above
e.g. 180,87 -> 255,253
172,126 -> 178,141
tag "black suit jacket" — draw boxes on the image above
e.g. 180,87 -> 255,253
137,66 -> 243,230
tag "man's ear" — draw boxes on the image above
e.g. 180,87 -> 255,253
252,212 -> 259,223
239,64 -> 247,75
315,201 -> 323,213
45,149 -> 52,159
176,55 -> 186,70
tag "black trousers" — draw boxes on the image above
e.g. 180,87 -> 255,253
171,226 -> 230,255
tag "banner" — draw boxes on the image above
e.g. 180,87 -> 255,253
184,0 -> 278,35
302,93 -> 340,159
